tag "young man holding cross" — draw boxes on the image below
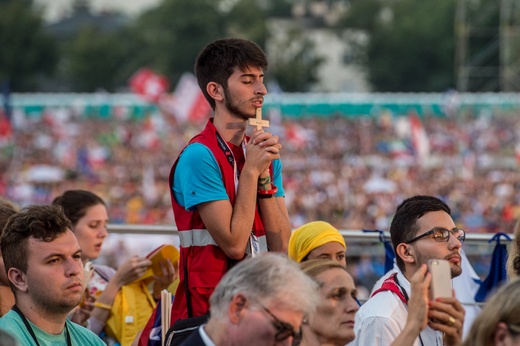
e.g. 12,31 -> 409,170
166,37 -> 291,340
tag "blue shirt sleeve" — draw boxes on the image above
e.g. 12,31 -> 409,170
272,159 -> 284,197
172,143 -> 285,211
172,143 -> 229,211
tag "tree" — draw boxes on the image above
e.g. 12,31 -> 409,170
225,0 -> 267,47
132,0 -> 226,86
66,26 -> 131,92
0,0 -> 58,91
337,0 -> 456,92
267,25 -> 325,92
129,0 -> 320,92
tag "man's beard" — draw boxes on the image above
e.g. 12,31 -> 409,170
415,250 -> 463,278
223,86 -> 253,120
30,281 -> 83,316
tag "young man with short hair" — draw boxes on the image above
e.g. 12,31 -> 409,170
0,205 -> 104,345
351,196 -> 465,346
168,38 -> 292,326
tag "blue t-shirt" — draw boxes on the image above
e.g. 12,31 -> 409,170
0,309 -> 105,345
173,142 -> 284,211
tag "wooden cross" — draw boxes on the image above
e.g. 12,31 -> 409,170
248,107 -> 269,130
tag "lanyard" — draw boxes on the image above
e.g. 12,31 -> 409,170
12,305 -> 72,346
215,131 -> 247,193
215,130 -> 260,256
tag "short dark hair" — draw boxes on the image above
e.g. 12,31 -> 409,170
0,205 -> 17,250
1,205 -> 72,282
194,37 -> 268,110
52,190 -> 106,227
390,195 -> 451,271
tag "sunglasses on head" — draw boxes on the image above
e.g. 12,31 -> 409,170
260,305 -> 302,346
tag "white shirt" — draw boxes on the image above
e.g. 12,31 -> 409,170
369,249 -> 481,340
349,266 -> 444,346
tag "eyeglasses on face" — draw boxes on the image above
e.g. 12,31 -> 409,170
405,227 -> 466,244
260,304 -> 302,346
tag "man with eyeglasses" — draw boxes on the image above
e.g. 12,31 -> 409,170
175,254 -> 318,346
350,195 -> 466,346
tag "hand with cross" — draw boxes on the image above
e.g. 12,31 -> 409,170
248,107 -> 269,130
246,107 -> 281,177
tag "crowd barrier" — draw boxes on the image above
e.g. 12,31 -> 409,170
108,224 -> 507,307
107,224 -> 511,262
107,224 -> 513,244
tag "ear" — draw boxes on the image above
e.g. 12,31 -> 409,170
206,82 -> 223,102
493,322 -> 509,346
8,268 -> 28,293
396,243 -> 416,266
228,293 -> 247,325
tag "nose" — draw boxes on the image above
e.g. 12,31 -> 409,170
447,233 -> 462,250
255,80 -> 267,95
66,258 -> 82,277
99,224 -> 108,238
346,297 -> 360,314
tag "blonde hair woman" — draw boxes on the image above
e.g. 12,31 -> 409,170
461,279 -> 520,346
299,260 -> 359,345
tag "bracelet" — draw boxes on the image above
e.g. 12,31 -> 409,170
258,176 -> 271,189
258,184 -> 278,199
93,301 -> 112,310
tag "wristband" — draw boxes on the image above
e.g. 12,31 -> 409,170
258,176 -> 271,189
258,184 -> 278,199
93,301 -> 113,310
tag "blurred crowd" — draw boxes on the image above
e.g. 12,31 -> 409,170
1,104 -> 520,236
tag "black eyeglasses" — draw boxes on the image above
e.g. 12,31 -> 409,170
406,227 -> 466,244
260,305 -> 302,346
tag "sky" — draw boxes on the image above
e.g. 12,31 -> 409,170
33,0 -> 162,22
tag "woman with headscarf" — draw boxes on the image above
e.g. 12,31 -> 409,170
291,222 -> 432,346
288,221 -> 346,266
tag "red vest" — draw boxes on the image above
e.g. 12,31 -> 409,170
169,119 -> 269,323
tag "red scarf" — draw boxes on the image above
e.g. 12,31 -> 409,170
371,273 -> 407,305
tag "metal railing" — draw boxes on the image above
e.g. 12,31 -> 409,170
107,224 -> 513,244
108,224 -> 505,307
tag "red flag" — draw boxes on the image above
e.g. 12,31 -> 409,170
129,68 -> 169,103
285,123 -> 308,149
0,111 -> 11,141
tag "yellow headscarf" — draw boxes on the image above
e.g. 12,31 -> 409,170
288,221 -> 346,263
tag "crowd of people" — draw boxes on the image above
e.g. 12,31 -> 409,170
1,36 -> 520,346
1,94 -> 520,235
1,192 -> 518,345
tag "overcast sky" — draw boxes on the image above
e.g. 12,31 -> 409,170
34,0 -> 162,22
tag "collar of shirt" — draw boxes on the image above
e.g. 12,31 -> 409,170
199,325 -> 216,346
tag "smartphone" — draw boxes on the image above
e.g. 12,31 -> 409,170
428,259 -> 452,300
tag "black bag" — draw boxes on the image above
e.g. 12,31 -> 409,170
164,313 -> 210,346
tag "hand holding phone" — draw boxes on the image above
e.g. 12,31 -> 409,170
428,259 -> 452,300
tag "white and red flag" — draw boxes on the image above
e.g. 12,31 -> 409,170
129,68 -> 169,103
409,112 -> 430,164
159,72 -> 211,124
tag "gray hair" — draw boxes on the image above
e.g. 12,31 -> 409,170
209,254 -> 319,319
